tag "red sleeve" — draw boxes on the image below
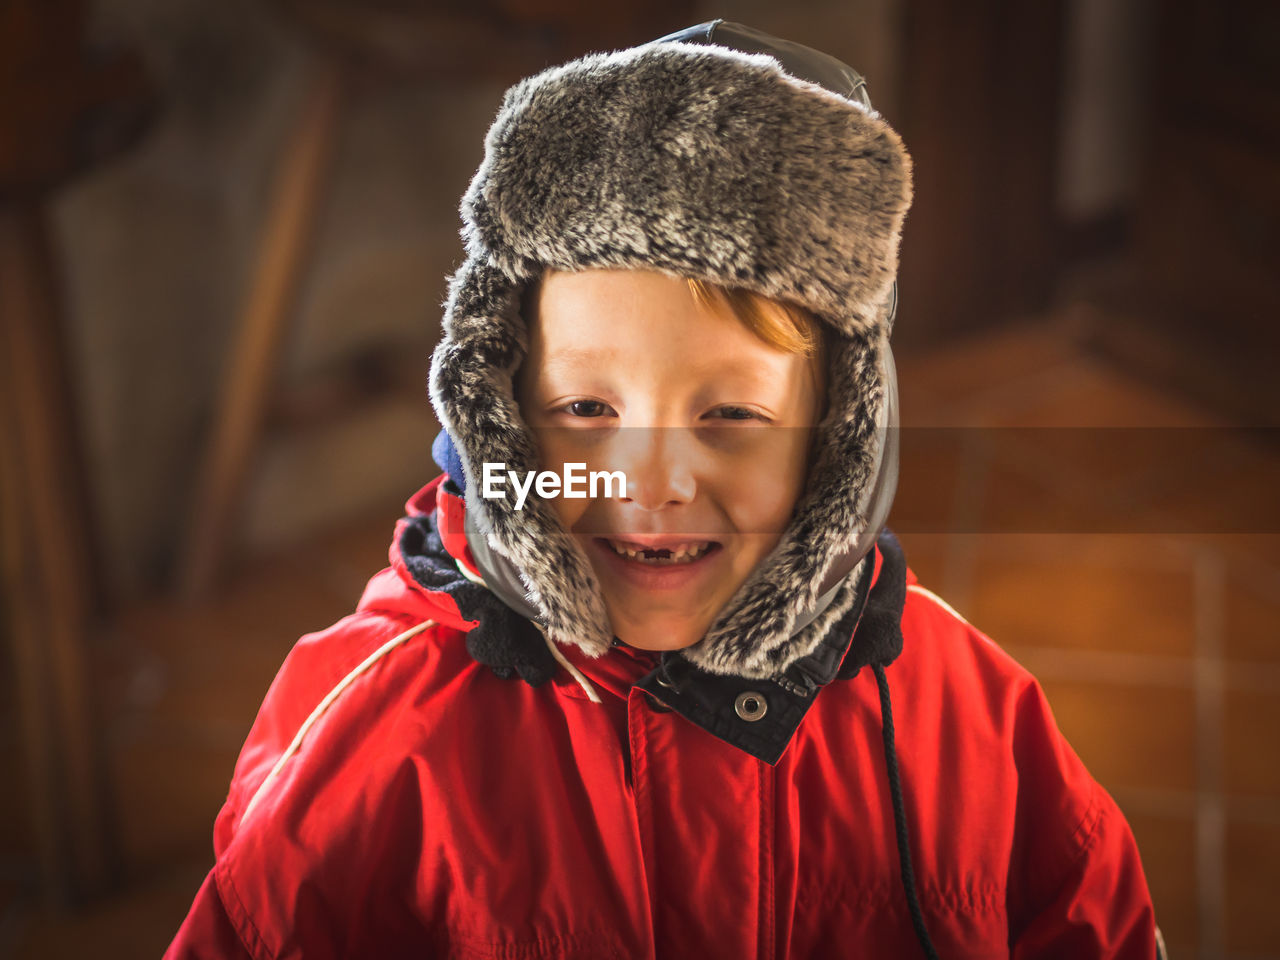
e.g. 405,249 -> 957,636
1010,787 -> 1158,959
1006,680 -> 1159,959
163,868 -> 256,960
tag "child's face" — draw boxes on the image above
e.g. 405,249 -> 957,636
516,269 -> 822,652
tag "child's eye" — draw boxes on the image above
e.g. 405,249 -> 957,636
563,400 -> 614,418
708,406 -> 767,422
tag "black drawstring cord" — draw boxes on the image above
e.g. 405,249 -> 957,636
873,662 -> 940,960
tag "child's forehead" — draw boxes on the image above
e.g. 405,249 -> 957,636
533,342 -> 776,376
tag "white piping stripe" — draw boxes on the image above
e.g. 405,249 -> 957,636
534,622 -> 602,704
455,557 -> 487,586
239,619 -> 437,826
906,583 -> 974,627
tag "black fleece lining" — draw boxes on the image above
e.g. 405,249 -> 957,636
399,514 -> 558,686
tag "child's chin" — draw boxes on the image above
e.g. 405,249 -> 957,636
609,614 -> 709,652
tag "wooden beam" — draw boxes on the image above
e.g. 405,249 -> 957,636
0,206 -> 112,902
180,57 -> 346,597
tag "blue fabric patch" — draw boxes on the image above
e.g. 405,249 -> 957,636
432,429 -> 467,498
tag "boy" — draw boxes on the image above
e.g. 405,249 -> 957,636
167,21 -> 1161,959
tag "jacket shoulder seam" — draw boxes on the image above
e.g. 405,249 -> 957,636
1022,779 -> 1105,926
1071,779 -> 1105,852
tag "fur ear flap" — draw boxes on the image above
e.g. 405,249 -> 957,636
682,330 -> 889,677
430,259 -> 615,659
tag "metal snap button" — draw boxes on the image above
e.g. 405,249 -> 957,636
734,691 -> 768,722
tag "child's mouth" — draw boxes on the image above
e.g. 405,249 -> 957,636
589,536 -> 725,592
601,538 -> 719,566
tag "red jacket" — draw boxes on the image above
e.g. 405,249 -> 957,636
167,475 -> 1158,959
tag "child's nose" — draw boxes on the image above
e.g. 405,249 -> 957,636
615,428 -> 697,510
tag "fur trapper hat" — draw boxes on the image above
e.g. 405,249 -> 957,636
428,30 -> 912,679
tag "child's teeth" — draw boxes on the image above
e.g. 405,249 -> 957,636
609,540 -> 711,564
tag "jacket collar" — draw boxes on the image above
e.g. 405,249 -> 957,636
624,539 -> 904,765
395,476 -> 907,765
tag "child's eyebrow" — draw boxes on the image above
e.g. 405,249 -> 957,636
541,349 -> 778,385
539,346 -> 617,370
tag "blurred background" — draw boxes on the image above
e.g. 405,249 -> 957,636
1,0 -> 1277,957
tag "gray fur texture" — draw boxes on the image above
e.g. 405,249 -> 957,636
428,40 -> 912,679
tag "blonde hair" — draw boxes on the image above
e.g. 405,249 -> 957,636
686,278 -> 828,402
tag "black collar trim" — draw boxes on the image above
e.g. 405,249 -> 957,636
633,531 -> 906,764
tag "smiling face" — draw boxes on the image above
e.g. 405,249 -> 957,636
515,268 -> 824,652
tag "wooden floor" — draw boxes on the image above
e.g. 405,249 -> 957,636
3,316 -> 1277,959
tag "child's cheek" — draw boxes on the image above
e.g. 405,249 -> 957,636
719,427 -> 814,527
